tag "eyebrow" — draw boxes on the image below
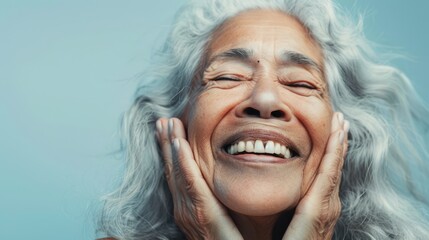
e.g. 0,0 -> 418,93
280,50 -> 323,73
207,48 -> 253,64
206,48 -> 322,73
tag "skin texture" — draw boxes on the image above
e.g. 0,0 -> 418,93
156,10 -> 349,240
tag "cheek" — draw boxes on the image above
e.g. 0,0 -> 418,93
187,88 -> 245,142
297,103 -> 333,195
185,90 -> 239,183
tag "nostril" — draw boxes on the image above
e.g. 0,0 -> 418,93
244,107 -> 260,117
271,110 -> 285,119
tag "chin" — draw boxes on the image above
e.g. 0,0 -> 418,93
212,173 -> 302,217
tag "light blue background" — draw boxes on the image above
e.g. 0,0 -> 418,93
1,1 -> 428,239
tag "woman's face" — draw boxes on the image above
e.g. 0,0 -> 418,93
184,10 -> 333,216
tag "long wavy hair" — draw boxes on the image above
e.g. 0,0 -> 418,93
97,0 -> 429,239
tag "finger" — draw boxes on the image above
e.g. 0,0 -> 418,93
334,119 -> 349,195
169,118 -> 208,193
332,112 -> 343,134
168,118 -> 190,172
342,120 -> 350,161
156,118 -> 172,172
331,119 -> 349,210
304,112 -> 347,198
156,118 -> 176,190
168,118 -> 187,139
319,112 -> 345,176
315,129 -> 344,191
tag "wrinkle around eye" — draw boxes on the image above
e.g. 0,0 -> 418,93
277,70 -> 327,97
278,79 -> 325,97
211,72 -> 253,82
203,61 -> 253,83
278,66 -> 324,86
202,76 -> 251,90
291,87 -> 321,97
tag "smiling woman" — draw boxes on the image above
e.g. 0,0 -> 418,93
185,10 -> 334,221
96,0 -> 429,239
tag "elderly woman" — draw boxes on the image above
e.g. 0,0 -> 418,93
97,0 -> 429,239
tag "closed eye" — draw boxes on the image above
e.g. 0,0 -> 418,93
289,82 -> 316,89
213,76 -> 241,81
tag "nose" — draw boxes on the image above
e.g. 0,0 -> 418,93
235,79 -> 291,121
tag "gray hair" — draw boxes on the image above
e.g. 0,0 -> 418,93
97,0 -> 429,239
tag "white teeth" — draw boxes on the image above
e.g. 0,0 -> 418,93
254,140 -> 265,153
274,143 -> 281,155
231,144 -> 237,155
237,141 -> 245,153
245,141 -> 254,152
284,147 -> 291,158
281,145 -> 286,157
226,139 -> 294,159
265,141 -> 275,154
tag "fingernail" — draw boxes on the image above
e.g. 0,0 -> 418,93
339,130 -> 345,143
337,112 -> 344,125
173,138 -> 180,151
168,118 -> 174,132
344,120 -> 350,133
331,112 -> 339,133
156,119 -> 162,133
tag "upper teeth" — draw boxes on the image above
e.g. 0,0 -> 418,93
226,140 -> 292,158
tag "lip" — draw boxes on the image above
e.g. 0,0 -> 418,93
219,150 -> 294,164
221,129 -> 302,157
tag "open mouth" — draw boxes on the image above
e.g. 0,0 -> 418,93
223,139 -> 299,159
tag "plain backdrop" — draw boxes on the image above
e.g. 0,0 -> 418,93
1,1 -> 428,239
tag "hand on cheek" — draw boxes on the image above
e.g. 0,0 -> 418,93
156,118 -> 243,240
156,113 -> 349,240
282,112 -> 349,240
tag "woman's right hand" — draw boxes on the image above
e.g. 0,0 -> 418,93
156,118 -> 243,240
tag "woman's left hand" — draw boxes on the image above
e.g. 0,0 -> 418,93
282,112 -> 349,240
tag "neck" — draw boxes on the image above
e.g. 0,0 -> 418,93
229,209 -> 294,240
